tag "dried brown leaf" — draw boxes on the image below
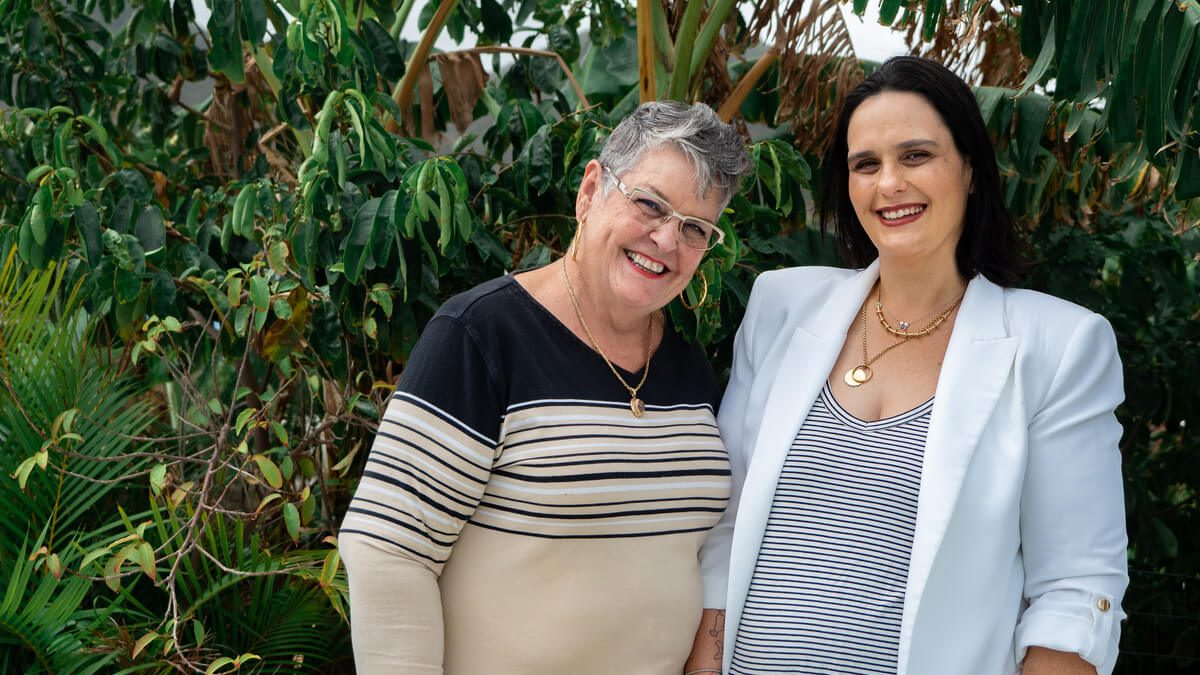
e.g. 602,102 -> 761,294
435,51 -> 488,134
774,0 -> 863,155
903,1 -> 1024,88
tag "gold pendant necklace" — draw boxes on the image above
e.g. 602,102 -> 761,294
875,285 -> 965,338
560,258 -> 653,417
844,280 -> 963,387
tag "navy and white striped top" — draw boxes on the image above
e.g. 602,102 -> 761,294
339,274 -> 731,674
730,383 -> 932,674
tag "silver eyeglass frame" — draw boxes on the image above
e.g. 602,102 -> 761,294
602,166 -> 725,251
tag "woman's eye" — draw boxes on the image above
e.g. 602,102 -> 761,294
902,151 -> 931,162
634,197 -> 668,216
682,220 -> 708,237
852,159 -> 878,172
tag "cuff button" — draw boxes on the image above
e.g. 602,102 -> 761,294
1097,598 -> 1111,612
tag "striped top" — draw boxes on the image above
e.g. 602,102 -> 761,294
340,274 -> 731,675
730,383 -> 931,674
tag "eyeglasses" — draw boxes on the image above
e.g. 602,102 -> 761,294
603,166 -> 724,251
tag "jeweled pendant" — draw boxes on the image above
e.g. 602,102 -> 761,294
630,397 -> 645,417
898,321 -> 910,331
843,365 -> 872,387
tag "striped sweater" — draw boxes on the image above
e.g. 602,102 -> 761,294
339,274 -> 731,674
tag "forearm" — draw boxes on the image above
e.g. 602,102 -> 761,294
341,535 -> 445,674
683,608 -> 725,673
1022,647 -> 1097,675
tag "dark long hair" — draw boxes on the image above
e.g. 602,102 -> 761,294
820,56 -> 1030,286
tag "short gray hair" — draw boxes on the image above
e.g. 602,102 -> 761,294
598,101 -> 751,206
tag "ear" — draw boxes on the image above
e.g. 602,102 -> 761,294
575,160 -> 604,219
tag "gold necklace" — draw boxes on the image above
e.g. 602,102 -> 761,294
844,281 -> 963,387
559,258 -> 654,417
875,284 -> 965,338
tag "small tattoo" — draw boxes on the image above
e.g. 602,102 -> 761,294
709,610 -> 725,659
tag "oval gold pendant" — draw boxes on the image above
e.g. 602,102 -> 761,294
844,365 -> 872,387
630,397 -> 645,417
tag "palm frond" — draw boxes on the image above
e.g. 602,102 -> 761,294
0,530 -> 118,675
0,246 -> 157,557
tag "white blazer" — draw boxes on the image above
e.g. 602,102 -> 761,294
701,262 -> 1128,674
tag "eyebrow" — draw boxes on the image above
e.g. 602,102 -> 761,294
847,138 -> 939,163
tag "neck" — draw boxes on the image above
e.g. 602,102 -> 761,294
876,257 -> 967,318
560,257 -> 653,340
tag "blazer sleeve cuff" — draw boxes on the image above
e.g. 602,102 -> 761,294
701,573 -> 728,608
1013,589 -> 1123,675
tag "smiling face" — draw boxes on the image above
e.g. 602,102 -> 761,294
574,146 -> 724,319
845,91 -> 974,269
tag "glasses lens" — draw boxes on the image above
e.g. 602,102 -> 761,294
680,219 -> 717,250
628,191 -> 668,221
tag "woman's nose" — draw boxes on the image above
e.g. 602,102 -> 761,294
878,161 -> 908,194
649,218 -> 679,251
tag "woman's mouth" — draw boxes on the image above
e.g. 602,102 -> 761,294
625,249 -> 666,276
877,204 -> 926,225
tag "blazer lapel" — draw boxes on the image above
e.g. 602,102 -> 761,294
896,276 -> 1018,674
727,264 -> 881,636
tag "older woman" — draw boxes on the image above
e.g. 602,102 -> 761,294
688,57 -> 1127,675
340,101 -> 751,674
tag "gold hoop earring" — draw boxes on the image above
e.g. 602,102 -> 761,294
679,271 -> 708,311
572,218 -> 585,261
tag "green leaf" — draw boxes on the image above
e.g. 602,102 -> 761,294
253,454 -> 283,489
235,407 -> 258,434
149,463 -> 167,496
268,240 -> 289,275
249,275 -> 270,311
135,206 -> 166,254
1054,0 -> 1101,101
1176,142 -> 1200,200
241,0 -> 267,44
282,502 -> 301,541
523,126 -> 553,195
269,421 -> 290,446
25,164 -> 53,184
344,197 -> 381,283
234,184 -> 257,238
272,296 -> 292,319
29,184 -> 51,246
207,0 -> 245,83
879,0 -> 902,25
74,201 -> 102,268
206,657 -> 236,675
370,190 -> 397,268
479,0 -> 513,43
1018,17 -> 1056,95
1014,94 -> 1051,173
135,541 -> 156,580
361,19 -> 404,81
292,215 -> 320,288
300,489 -> 316,524
12,455 -> 38,489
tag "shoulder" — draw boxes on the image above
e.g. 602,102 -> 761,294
749,265 -> 857,304
435,275 -> 522,327
997,285 -> 1122,399
739,265 -> 858,334
999,286 -> 1115,345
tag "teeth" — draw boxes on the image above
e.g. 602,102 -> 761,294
881,205 -> 925,219
626,250 -> 665,274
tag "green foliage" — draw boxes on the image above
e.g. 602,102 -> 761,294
0,0 -> 1196,672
